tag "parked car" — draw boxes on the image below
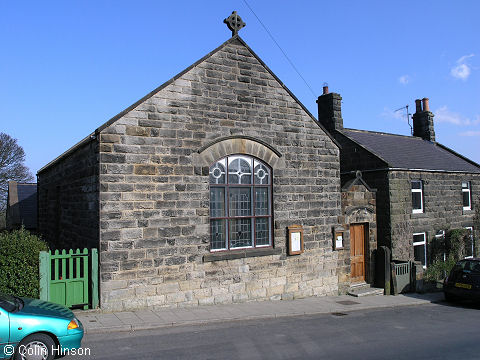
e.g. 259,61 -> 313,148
0,293 -> 83,360
443,258 -> 480,302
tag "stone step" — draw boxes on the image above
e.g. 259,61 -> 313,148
347,285 -> 384,297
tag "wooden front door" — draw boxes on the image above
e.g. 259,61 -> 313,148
350,224 -> 366,283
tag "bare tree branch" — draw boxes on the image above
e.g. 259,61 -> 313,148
0,133 -> 34,210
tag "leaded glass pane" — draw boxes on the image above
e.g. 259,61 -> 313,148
209,155 -> 272,251
255,187 -> 269,215
210,219 -> 226,250
209,159 -> 226,184
229,218 -> 252,248
229,188 -> 252,217
228,156 -> 252,184
210,187 -> 225,218
255,218 -> 270,246
254,161 -> 270,185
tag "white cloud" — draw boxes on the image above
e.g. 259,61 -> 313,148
458,54 -> 475,64
451,54 -> 474,80
435,106 -> 480,126
459,131 -> 480,137
398,75 -> 410,85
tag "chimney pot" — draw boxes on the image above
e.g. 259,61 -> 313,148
415,99 -> 422,113
422,98 -> 430,112
412,97 -> 435,141
316,91 -> 343,132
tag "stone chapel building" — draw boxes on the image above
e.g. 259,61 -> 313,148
37,14 -> 351,310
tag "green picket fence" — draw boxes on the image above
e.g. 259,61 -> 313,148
39,248 -> 98,309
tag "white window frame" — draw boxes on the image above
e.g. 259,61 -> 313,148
413,232 -> 427,269
462,182 -> 472,211
411,180 -> 424,214
465,226 -> 474,259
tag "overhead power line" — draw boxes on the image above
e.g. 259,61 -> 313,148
242,0 -> 318,97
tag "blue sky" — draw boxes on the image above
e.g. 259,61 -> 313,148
1,1 -> 479,175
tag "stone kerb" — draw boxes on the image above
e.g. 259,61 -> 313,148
194,137 -> 285,169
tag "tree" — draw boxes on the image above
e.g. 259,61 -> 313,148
0,132 -> 34,212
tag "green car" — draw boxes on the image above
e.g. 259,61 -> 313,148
0,293 -> 84,360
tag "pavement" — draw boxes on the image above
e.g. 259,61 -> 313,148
74,292 -> 444,334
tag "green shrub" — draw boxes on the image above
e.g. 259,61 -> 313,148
0,228 -> 48,298
424,254 -> 458,282
425,228 -> 472,282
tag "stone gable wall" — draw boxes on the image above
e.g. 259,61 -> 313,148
38,140 -> 99,250
98,39 -> 342,310
388,171 -> 480,261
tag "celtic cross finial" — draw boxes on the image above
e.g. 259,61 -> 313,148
224,11 -> 246,37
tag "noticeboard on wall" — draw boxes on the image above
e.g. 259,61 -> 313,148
332,226 -> 345,250
288,225 -> 304,255
334,232 -> 344,250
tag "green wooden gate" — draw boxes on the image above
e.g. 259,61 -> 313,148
39,248 -> 98,309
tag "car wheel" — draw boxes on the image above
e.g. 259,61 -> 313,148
14,333 -> 55,360
444,292 -> 456,302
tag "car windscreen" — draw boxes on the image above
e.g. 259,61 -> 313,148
0,293 -> 21,312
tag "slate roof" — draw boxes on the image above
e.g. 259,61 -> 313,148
341,129 -> 480,173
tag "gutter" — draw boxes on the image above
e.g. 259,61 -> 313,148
341,168 -> 480,175
37,130 -> 98,174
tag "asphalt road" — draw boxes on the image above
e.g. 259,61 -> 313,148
65,300 -> 480,360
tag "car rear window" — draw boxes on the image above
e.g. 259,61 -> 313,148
453,260 -> 480,274
470,262 -> 480,274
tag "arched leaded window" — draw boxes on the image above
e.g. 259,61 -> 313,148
209,155 -> 272,251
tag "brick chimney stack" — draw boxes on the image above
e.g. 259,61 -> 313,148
317,86 -> 343,132
412,97 -> 435,142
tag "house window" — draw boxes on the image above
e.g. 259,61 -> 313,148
411,180 -> 423,214
462,182 -> 472,210
209,155 -> 272,251
465,227 -> 474,258
413,232 -> 427,269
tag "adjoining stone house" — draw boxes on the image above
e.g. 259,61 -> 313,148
317,89 -> 480,269
6,181 -> 37,231
37,17 -> 356,310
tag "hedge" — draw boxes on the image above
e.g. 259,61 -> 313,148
0,228 -> 48,298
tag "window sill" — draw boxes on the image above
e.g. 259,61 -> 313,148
203,247 -> 282,262
411,212 -> 427,218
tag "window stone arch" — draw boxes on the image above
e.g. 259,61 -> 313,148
195,136 -> 285,170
